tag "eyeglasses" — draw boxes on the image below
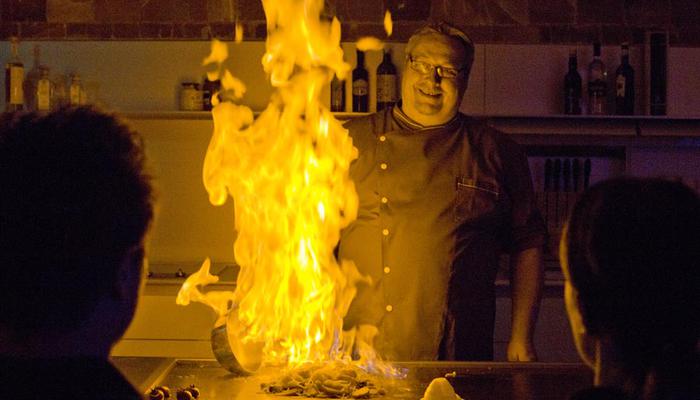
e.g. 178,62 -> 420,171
407,56 -> 465,79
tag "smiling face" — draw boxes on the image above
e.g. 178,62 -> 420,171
401,33 -> 470,126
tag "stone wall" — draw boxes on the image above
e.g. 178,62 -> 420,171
2,0 -> 700,45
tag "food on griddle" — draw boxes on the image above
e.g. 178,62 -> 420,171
420,378 -> 463,400
261,361 -> 386,398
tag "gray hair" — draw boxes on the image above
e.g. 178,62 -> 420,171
406,21 -> 475,71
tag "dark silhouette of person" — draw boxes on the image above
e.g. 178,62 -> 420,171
0,106 -> 155,399
560,177 -> 699,400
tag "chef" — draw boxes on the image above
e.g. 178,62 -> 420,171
339,21 -> 547,361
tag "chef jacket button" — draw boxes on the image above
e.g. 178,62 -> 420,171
382,228 -> 389,236
379,135 -> 386,142
383,267 -> 390,274
381,197 -> 388,204
380,163 -> 388,170
385,305 -> 393,312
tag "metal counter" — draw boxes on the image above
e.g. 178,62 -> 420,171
115,358 -> 591,400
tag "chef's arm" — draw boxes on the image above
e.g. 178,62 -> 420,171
507,245 -> 544,361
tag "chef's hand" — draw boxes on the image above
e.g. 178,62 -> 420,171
507,339 -> 537,362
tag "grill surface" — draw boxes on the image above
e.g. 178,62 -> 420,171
138,359 -> 591,399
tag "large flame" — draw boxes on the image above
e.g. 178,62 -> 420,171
178,0 -> 372,369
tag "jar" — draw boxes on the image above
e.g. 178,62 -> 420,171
180,82 -> 203,111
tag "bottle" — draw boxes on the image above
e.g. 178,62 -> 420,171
563,49 -> 582,115
23,44 -> 41,110
180,82 -> 202,111
352,49 -> 369,112
4,36 -> 24,111
69,74 -> 85,106
35,66 -> 53,112
202,76 -> 221,111
376,48 -> 397,111
648,32 -> 667,115
52,72 -> 67,109
614,43 -> 635,115
330,74 -> 345,112
587,41 -> 607,115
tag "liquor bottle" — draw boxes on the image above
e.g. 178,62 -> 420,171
587,41 -> 607,115
69,74 -> 85,106
202,76 -> 221,111
563,49 -> 582,115
330,74 -> 345,112
352,49 -> 369,112
23,44 -> 42,110
4,37 -> 24,111
648,32 -> 667,115
35,66 -> 53,112
376,48 -> 397,111
614,43 -> 635,115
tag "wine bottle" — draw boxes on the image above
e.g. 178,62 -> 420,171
564,49 -> 582,115
587,42 -> 607,115
649,32 -> 667,115
4,37 -> 24,112
352,49 -> 369,112
614,42 -> 635,115
202,76 -> 221,111
376,48 -> 397,111
330,74 -> 345,112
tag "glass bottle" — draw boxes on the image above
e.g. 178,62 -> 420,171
5,36 -> 24,111
352,49 -> 369,112
51,71 -> 67,109
330,74 -> 345,112
23,44 -> 42,111
202,76 -> 221,111
69,74 -> 85,106
563,49 -> 582,115
587,42 -> 607,115
35,66 -> 53,112
614,43 -> 635,115
376,48 -> 397,111
649,32 -> 667,115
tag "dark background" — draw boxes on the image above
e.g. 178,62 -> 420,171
2,0 -> 700,45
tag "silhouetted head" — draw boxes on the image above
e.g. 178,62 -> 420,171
0,106 -> 155,348
561,177 -> 699,396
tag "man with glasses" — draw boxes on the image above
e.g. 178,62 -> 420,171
339,22 -> 546,362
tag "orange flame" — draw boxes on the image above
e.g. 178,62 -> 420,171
178,0 -> 376,369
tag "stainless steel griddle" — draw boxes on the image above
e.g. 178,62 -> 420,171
115,358 -> 591,400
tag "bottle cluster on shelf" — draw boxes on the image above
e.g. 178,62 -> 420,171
330,46 -> 399,113
4,37 -> 87,113
563,41 -> 636,116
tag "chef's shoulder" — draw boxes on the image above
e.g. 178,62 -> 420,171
461,114 -> 525,161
